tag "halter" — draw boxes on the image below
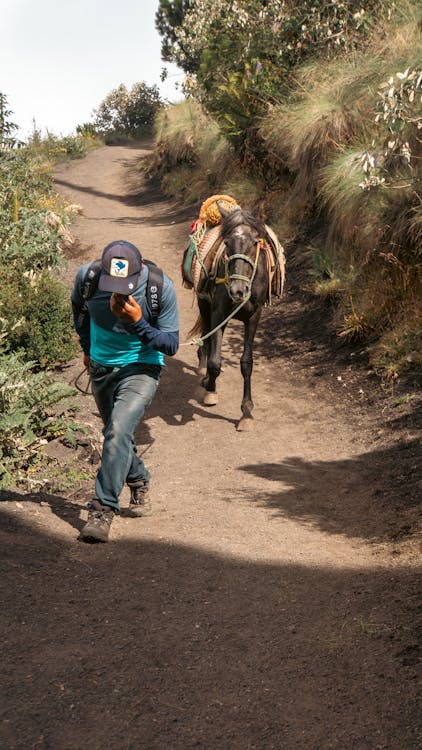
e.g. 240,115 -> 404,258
220,238 -> 266,299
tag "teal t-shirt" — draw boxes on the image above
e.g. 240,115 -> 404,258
75,263 -> 178,367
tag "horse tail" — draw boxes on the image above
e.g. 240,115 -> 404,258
188,312 -> 203,339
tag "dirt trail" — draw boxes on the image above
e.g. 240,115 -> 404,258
1,142 -> 420,750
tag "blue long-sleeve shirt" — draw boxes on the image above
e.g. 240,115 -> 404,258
71,263 -> 179,366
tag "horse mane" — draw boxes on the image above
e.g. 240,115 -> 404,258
220,208 -> 270,245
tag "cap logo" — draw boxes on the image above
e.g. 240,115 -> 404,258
110,258 -> 129,278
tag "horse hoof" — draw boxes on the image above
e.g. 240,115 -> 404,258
203,391 -> 218,406
194,385 -> 206,402
236,417 -> 254,431
197,367 -> 207,377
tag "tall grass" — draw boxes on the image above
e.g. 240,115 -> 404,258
259,10 -> 421,192
151,100 -> 261,205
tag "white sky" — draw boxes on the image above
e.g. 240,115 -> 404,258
1,0 -> 184,139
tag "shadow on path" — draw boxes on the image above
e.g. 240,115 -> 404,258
134,355 -> 238,448
0,490 -> 86,536
235,438 -> 421,542
0,510 -> 420,750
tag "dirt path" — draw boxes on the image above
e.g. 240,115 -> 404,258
1,142 -> 420,750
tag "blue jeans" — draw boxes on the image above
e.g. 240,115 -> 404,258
89,360 -> 161,511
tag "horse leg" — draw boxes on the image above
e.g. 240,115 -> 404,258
201,326 -> 224,406
237,308 -> 262,431
194,301 -> 211,401
197,335 -> 208,377
197,299 -> 210,376
194,340 -> 210,401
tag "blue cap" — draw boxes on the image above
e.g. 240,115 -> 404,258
99,240 -> 143,294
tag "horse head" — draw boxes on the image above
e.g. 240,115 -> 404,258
218,204 -> 265,303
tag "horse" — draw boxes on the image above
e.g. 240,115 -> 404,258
182,203 -> 285,431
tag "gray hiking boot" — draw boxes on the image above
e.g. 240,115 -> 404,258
80,500 -> 114,543
128,480 -> 152,517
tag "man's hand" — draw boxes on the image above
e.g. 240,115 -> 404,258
110,293 -> 142,324
83,353 -> 90,369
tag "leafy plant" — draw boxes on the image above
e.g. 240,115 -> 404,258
0,346 -> 76,488
359,66 -> 422,190
0,130 -> 75,274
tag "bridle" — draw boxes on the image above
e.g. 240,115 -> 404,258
218,238 -> 267,301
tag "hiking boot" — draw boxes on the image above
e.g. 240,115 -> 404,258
80,500 -> 114,543
128,480 -> 152,517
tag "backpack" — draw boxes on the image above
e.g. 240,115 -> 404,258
78,259 -> 163,327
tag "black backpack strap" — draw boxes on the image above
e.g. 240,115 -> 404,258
81,260 -> 102,301
144,260 -> 163,325
76,259 -> 102,329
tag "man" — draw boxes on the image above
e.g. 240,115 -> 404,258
71,240 -> 179,543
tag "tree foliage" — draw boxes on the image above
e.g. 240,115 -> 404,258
155,0 -> 197,71
157,0 -> 395,139
93,82 -> 163,136
0,93 -> 22,149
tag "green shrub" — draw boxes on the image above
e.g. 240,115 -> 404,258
0,145 -> 53,213
0,269 -> 77,366
0,140 -> 67,273
26,127 -> 100,164
1,208 -> 65,271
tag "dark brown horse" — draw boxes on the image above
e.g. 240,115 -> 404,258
183,204 -> 285,430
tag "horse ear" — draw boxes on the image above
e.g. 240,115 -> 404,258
217,201 -> 232,220
253,199 -> 266,222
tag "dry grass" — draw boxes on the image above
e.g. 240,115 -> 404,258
152,100 -> 261,207
260,92 -> 367,200
152,101 -> 229,195
153,99 -> 209,167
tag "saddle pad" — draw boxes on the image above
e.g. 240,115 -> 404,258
265,225 -> 286,298
191,226 -> 224,291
